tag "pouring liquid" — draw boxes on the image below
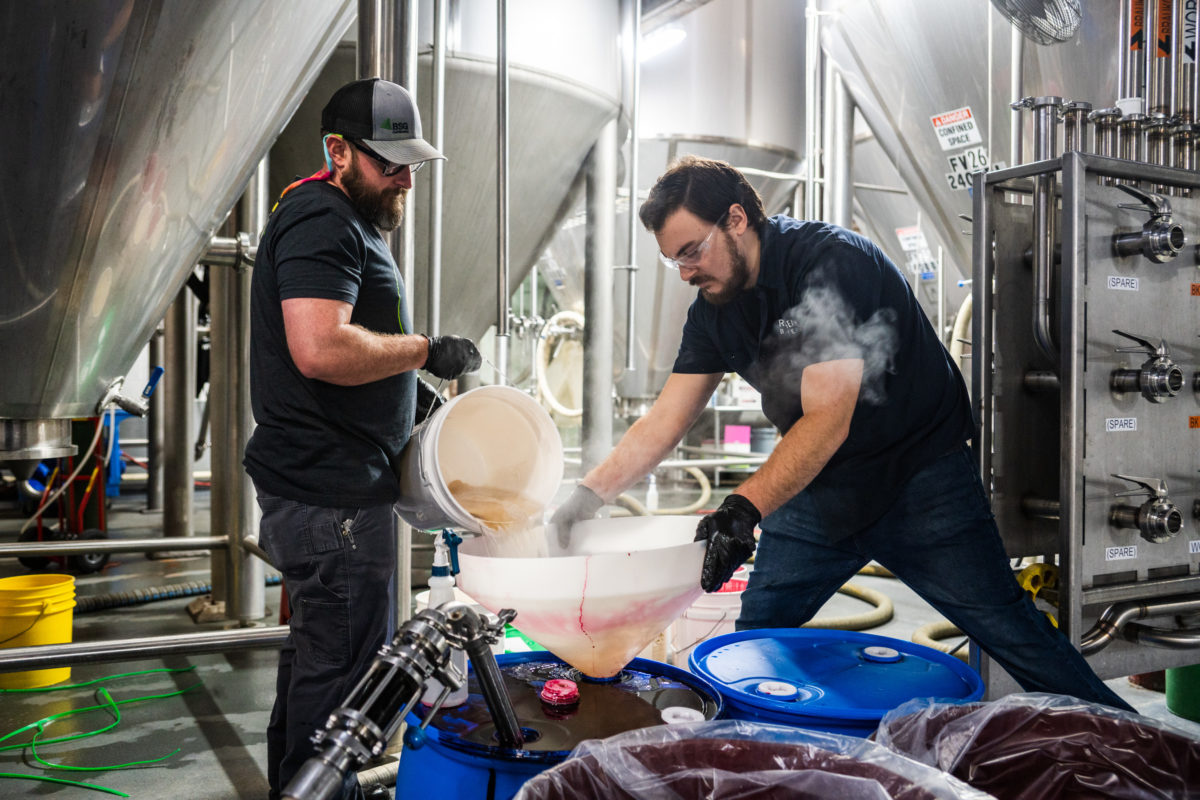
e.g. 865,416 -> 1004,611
448,481 -> 543,532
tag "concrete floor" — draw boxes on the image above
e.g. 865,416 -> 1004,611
1,481 -> 1198,799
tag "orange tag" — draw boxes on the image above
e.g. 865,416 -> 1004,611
1191,284 -> 1200,296
1190,416 -> 1200,429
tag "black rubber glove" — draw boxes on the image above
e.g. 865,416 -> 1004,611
414,377 -> 445,424
423,335 -> 482,380
695,494 -> 761,592
548,484 -> 605,547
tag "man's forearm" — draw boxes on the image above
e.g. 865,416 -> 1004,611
298,323 -> 429,386
734,358 -> 862,517
581,414 -> 685,501
733,411 -> 847,518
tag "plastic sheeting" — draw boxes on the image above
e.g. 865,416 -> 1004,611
876,693 -> 1200,800
514,719 -> 995,800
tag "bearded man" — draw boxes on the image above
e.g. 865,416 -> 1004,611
244,78 -> 480,800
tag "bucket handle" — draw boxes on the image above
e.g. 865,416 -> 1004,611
677,607 -> 734,654
0,600 -> 48,646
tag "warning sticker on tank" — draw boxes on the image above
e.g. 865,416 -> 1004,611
1190,416 -> 1200,428
894,225 -> 937,275
1105,545 -> 1138,561
930,106 -> 982,151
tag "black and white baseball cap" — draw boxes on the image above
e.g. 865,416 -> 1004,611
321,78 -> 445,166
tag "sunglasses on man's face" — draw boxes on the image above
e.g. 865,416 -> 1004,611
348,139 -> 424,177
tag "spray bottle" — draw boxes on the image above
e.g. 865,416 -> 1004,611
420,531 -> 469,707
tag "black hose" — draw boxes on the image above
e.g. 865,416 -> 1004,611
75,574 -> 282,614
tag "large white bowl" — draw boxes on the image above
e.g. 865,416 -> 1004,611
456,515 -> 705,677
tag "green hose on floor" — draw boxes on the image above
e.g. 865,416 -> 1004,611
0,666 -> 202,796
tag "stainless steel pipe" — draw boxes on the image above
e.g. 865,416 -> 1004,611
0,626 -> 288,672
428,0 -> 447,337
1090,108 -> 1122,158
581,120 -> 618,473
623,0 -> 642,372
213,161 -> 268,625
1013,96 -> 1063,363
1080,594 -> 1200,654
822,68 -> 855,228
1173,0 -> 1195,121
1122,622 -> 1200,648
495,0 -> 511,380
0,535 -> 228,559
1062,101 -> 1093,153
1120,0 -> 1147,108
162,287 -> 196,538
1148,0 -> 1171,115
147,325 -> 165,511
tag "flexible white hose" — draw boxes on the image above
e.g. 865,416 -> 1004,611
913,619 -> 969,662
802,582 -> 895,631
949,293 -> 973,372
612,466 -> 713,517
536,310 -> 584,418
19,417 -> 106,536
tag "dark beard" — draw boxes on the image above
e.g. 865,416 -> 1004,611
342,155 -> 407,230
698,231 -> 750,305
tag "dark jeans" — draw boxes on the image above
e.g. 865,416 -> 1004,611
256,489 -> 398,800
738,445 -> 1136,713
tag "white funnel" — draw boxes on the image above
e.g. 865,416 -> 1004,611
457,516 -> 705,678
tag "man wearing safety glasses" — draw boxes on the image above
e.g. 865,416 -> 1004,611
552,155 -> 1135,714
245,78 -> 481,800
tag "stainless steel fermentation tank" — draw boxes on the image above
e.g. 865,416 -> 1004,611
822,0 -> 1122,324
539,0 -> 807,403
269,1 -> 623,347
0,0 -> 354,472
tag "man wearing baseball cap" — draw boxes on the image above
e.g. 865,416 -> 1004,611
245,77 -> 480,800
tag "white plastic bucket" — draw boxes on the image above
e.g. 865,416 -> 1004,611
670,567 -> 749,666
395,385 -> 563,534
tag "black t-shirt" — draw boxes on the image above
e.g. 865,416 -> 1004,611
673,215 -> 973,538
244,180 -> 415,507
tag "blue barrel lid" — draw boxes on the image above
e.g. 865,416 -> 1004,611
689,628 -> 984,723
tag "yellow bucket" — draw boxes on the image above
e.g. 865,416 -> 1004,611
0,574 -> 76,689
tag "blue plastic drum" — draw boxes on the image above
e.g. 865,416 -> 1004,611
689,628 -> 984,736
396,652 -> 722,800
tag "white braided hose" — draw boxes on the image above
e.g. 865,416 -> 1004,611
536,310 -> 584,418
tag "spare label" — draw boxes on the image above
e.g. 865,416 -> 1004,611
1108,275 -> 1139,291
931,106 -> 982,151
1106,417 -> 1137,432
1105,545 -> 1138,561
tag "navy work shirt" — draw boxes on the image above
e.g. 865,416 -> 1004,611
673,216 -> 973,538
244,180 -> 416,508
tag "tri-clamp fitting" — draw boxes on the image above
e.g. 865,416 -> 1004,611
282,604 -> 518,800
1109,330 -> 1184,403
1110,474 -> 1184,544
95,367 -> 165,417
1112,184 -> 1186,263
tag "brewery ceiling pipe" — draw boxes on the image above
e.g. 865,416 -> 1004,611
428,0 -> 448,337
1118,0 -> 1146,110
582,120 -> 619,473
496,0 -> 511,381
623,0 -> 642,371
822,67 -> 854,229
